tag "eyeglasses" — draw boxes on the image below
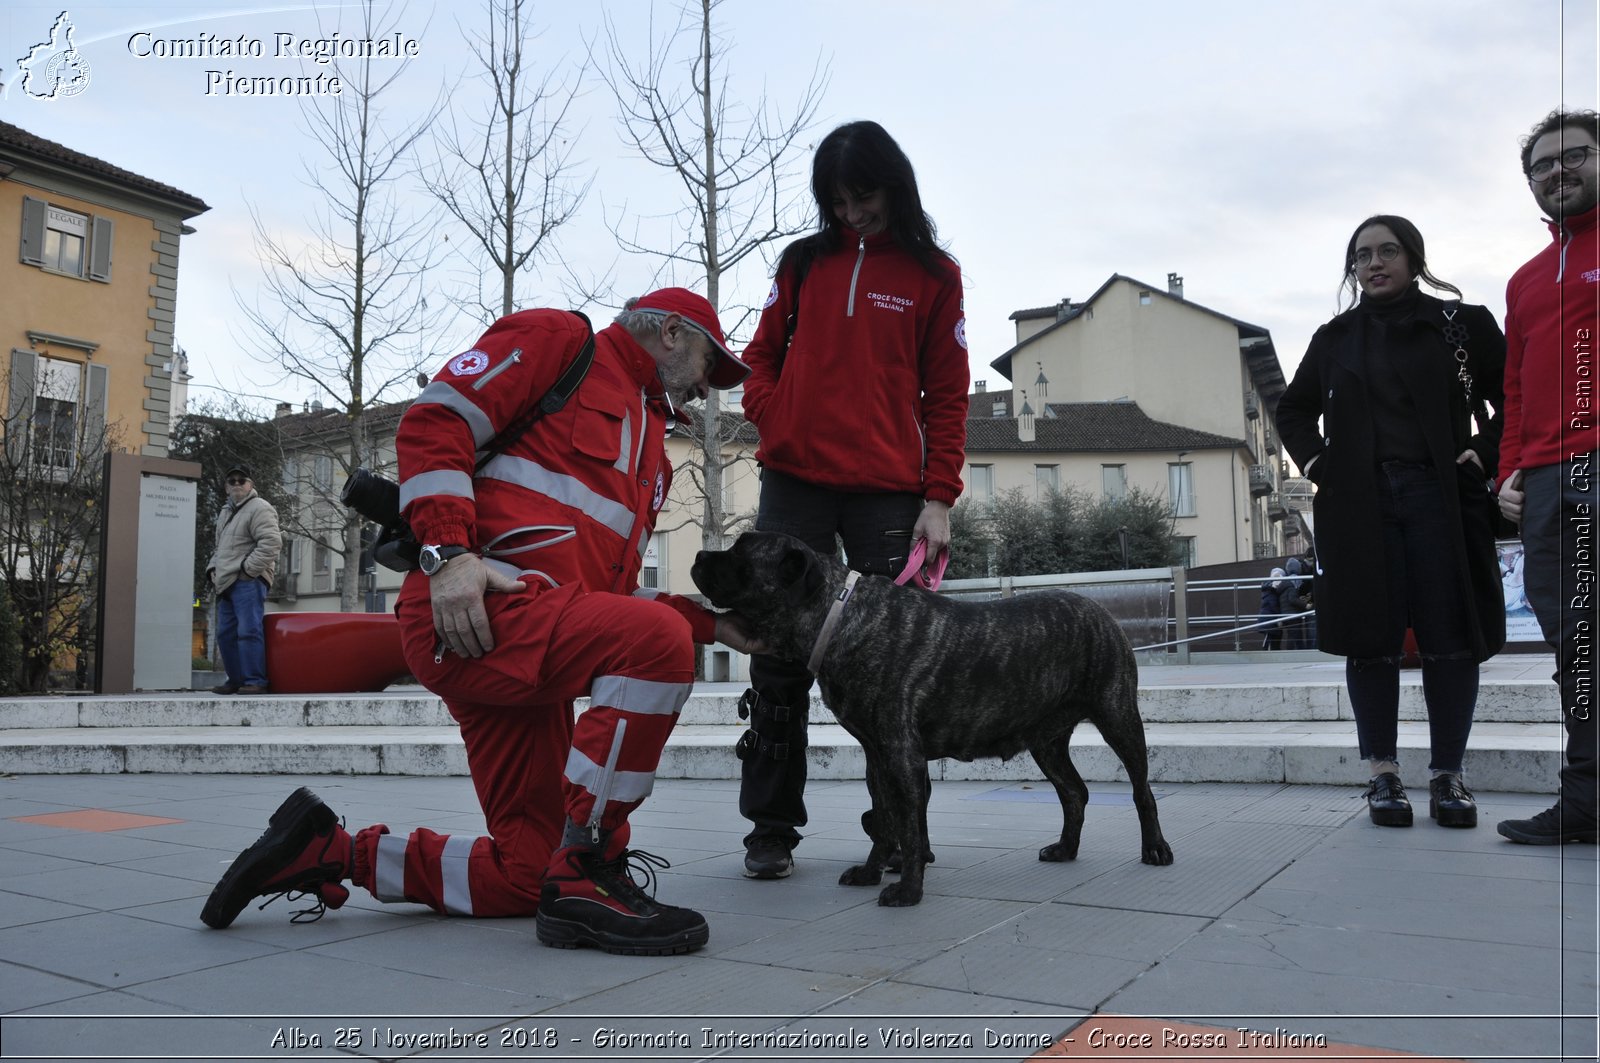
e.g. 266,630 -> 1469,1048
1529,144 -> 1596,180
225,478 -> 248,486
1352,243 -> 1403,268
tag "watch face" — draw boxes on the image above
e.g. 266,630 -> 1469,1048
421,545 -> 463,575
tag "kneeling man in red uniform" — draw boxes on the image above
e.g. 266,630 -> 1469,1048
201,289 -> 762,955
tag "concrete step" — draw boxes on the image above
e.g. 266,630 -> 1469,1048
0,719 -> 1562,792
0,676 -> 1559,729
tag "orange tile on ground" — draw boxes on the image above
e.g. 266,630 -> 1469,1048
1031,1016 -> 1465,1061
11,809 -> 185,832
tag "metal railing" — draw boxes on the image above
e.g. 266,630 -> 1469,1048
935,569 -> 1315,662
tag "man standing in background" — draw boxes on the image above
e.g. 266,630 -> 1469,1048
1496,109 -> 1600,845
206,463 -> 280,695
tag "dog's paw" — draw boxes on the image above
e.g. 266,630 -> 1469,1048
1141,841 -> 1174,866
839,864 -> 882,887
883,848 -> 935,874
877,881 -> 922,907
1038,841 -> 1078,862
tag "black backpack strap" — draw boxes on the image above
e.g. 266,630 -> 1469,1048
473,311 -> 594,473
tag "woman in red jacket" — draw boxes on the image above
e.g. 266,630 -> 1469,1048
736,120 -> 969,879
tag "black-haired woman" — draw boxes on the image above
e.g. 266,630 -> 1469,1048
736,120 -> 969,878
1278,215 -> 1506,829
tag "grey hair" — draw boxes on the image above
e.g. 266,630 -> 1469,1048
614,298 -> 665,343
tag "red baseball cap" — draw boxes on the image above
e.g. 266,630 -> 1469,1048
630,287 -> 751,389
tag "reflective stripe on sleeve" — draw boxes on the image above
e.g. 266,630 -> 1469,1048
440,834 -> 476,916
399,468 -> 475,510
614,410 -> 633,474
590,674 -> 691,717
412,383 -> 497,447
478,454 -> 635,540
564,745 -> 656,806
373,832 -> 409,903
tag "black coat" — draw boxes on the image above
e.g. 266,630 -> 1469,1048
1276,291 -> 1507,661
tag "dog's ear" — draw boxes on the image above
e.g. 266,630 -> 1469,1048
778,545 -> 825,605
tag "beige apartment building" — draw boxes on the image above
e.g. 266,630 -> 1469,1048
1,121 -> 208,461
985,273 -> 1291,565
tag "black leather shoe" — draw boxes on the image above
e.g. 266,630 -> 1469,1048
1497,805 -> 1600,845
1428,774 -> 1477,828
1365,772 -> 1413,827
211,683 -> 240,695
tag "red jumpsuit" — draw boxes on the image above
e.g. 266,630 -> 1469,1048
351,309 -> 718,917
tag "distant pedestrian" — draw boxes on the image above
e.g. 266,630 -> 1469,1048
206,464 -> 281,695
1259,567 -> 1287,650
1494,109 -> 1600,846
1277,215 -> 1506,830
1282,553 -> 1315,649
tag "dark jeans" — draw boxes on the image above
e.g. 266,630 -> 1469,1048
740,469 -> 923,848
1521,456 -> 1600,822
217,577 -> 269,689
1346,462 -> 1479,773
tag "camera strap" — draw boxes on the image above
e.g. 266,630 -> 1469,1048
473,312 -> 595,473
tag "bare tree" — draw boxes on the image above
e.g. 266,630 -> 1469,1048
596,0 -> 826,549
236,0 -> 442,611
425,0 -> 592,321
0,371 -> 121,691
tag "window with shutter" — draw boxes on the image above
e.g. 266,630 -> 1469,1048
18,197 -> 113,281
6,350 -> 38,464
88,216 -> 113,281
19,197 -> 46,266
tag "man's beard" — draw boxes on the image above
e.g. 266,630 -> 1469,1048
1541,178 -> 1599,220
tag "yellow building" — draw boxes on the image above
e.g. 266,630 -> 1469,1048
990,274 -> 1290,565
1,120 -> 208,461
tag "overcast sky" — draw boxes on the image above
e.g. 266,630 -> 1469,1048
3,1 -> 1596,416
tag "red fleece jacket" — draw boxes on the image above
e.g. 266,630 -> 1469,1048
1501,204 -> 1600,482
740,231 -> 969,505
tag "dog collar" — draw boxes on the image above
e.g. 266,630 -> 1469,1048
806,570 -> 860,674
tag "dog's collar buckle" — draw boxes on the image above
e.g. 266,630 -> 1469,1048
806,570 -> 860,675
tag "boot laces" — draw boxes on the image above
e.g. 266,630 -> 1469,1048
257,887 -> 332,923
587,848 -> 672,908
257,816 -> 348,923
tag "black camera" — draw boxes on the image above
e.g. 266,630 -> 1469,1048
341,467 -> 421,572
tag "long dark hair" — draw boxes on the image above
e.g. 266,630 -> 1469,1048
777,120 -> 948,282
1339,213 -> 1462,310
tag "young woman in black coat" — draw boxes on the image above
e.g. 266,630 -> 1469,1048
1277,215 -> 1506,829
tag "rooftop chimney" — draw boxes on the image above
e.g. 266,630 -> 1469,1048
974,380 -> 987,393
1017,391 -> 1035,444
275,401 -> 292,419
1167,272 -> 1184,299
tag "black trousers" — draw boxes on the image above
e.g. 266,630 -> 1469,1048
1345,462 -> 1480,773
1522,456 -> 1600,822
740,469 -> 923,848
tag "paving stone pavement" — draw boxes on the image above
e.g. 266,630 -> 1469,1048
0,771 -> 1595,1062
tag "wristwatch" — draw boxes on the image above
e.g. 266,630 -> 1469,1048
419,544 -> 470,576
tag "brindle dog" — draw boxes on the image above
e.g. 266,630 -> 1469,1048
691,530 -> 1173,907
